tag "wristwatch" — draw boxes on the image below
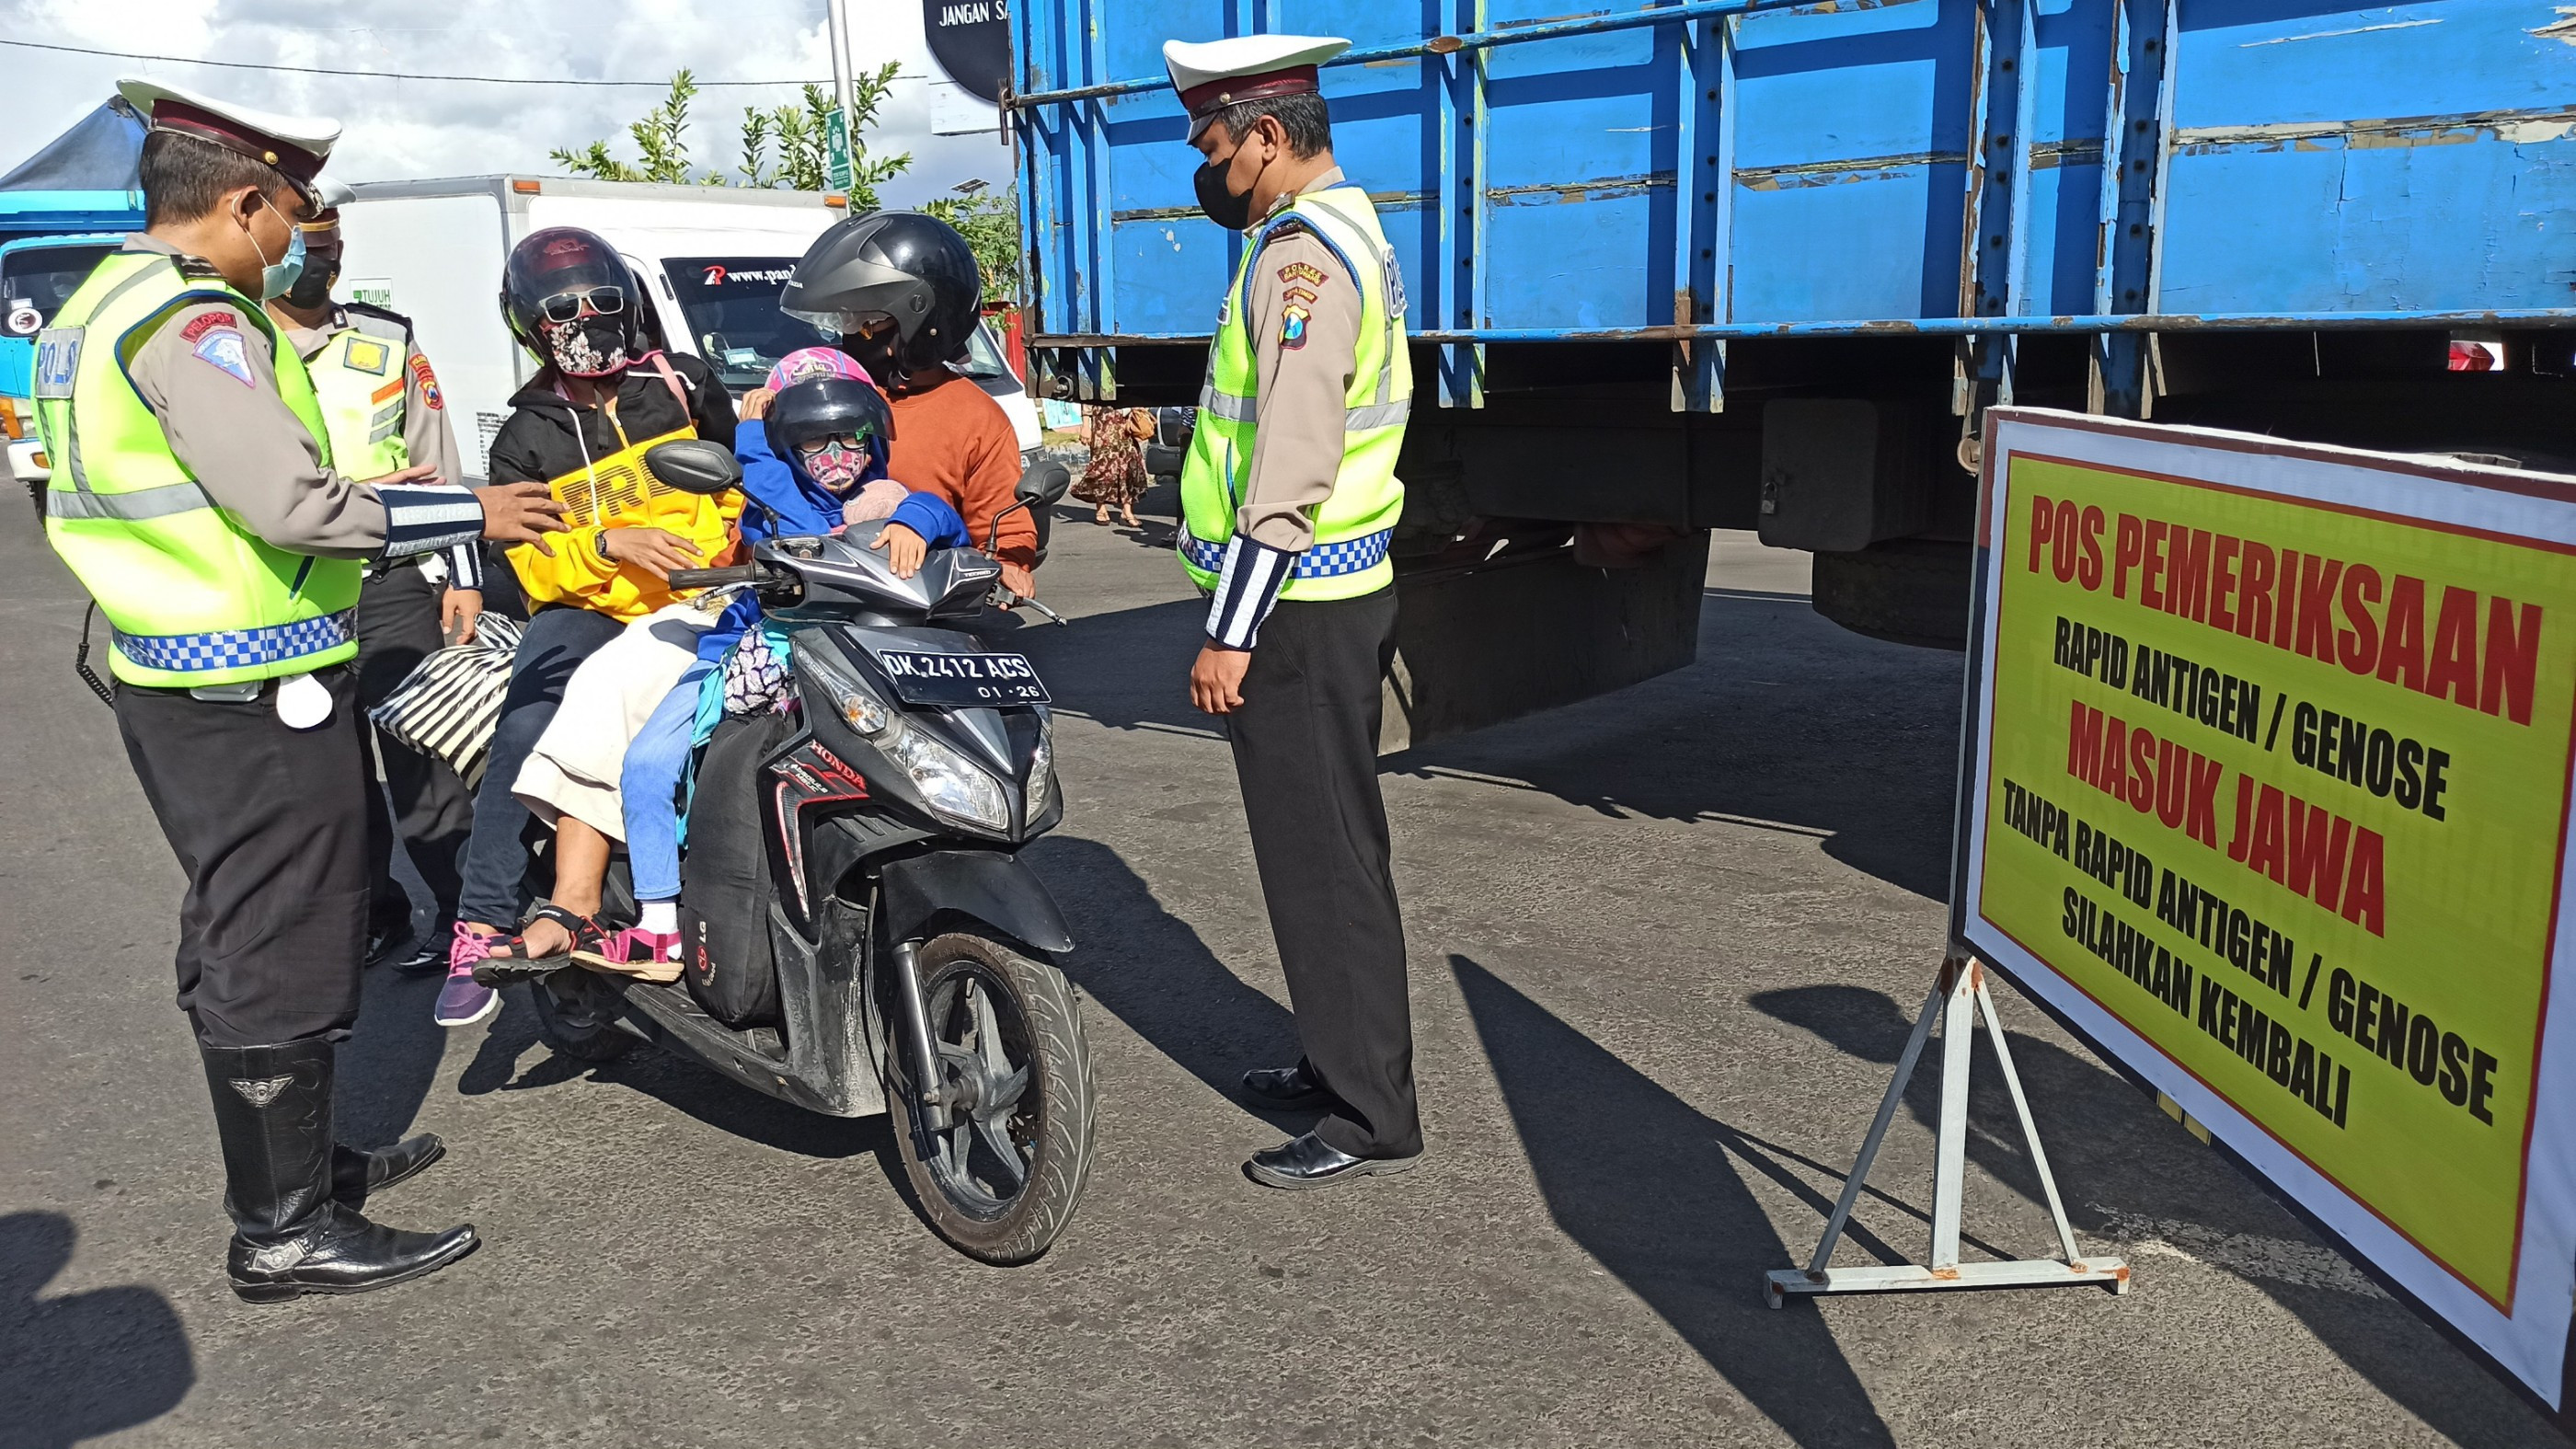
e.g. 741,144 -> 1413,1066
592,527 -> 615,563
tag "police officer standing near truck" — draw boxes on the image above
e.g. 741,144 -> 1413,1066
265,177 -> 483,975
1164,35 -> 1424,1188
33,78 -> 564,1299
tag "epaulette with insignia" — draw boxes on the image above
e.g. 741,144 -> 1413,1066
342,299 -> 416,333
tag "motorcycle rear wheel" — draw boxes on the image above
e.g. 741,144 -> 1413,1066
883,932 -> 1095,1265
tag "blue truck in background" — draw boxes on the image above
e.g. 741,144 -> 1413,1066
1,99 -> 147,491
1010,0 -> 2576,747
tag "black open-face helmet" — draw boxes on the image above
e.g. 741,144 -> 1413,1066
779,211 -> 981,391
501,226 -> 640,374
765,374 -> 894,475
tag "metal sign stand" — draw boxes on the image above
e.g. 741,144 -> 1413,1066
1765,955 -> 2130,1305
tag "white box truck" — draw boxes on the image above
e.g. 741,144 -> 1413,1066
338,176 -> 1040,481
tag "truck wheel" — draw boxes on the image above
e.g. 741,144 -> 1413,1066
883,932 -> 1096,1265
1810,539 -> 1972,650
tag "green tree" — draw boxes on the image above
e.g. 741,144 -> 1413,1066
554,65 -> 1022,303
549,71 -> 724,185
737,68 -> 910,209
923,189 -> 1022,305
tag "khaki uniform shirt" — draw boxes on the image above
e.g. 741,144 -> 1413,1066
1233,167 -> 1369,555
116,235 -> 471,561
281,306 -> 481,587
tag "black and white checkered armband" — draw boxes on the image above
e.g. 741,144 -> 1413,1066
1204,535 -> 1299,650
376,482 -> 483,558
442,540 -> 486,591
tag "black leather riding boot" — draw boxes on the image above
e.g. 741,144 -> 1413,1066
199,1040 -> 479,1302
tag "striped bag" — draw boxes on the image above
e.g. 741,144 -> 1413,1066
366,614 -> 523,790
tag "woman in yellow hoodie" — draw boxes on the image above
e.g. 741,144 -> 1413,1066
438,228 -> 739,1028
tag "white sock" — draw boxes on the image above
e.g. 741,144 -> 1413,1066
639,901 -> 679,937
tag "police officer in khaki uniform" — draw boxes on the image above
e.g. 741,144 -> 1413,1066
1164,36 -> 1423,1188
265,178 -> 480,974
35,78 -> 563,1299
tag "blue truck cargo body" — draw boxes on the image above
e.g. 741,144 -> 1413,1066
1014,0 -> 2576,389
1011,0 -> 2576,709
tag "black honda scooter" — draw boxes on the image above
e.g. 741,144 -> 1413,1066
523,441 -> 1092,1265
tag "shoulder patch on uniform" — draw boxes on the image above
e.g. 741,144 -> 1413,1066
408,352 -> 443,409
191,328 -> 256,387
1281,284 -> 1319,306
1281,302 -> 1312,351
178,310 -> 239,343
342,337 -> 392,375
1277,259 -> 1328,288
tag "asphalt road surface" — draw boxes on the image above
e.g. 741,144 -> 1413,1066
0,489 -> 2556,1448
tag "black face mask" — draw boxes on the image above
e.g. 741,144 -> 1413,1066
282,260 -> 338,311
841,326 -> 904,390
1193,152 -> 1255,232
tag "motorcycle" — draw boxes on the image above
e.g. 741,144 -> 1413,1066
523,440 -> 1093,1265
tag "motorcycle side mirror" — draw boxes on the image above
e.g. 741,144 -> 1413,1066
644,439 -> 743,496
1018,458 -> 1073,506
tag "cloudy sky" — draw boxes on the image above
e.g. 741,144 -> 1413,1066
0,0 -> 1013,206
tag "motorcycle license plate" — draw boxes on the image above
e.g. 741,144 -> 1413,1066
871,649 -> 1051,707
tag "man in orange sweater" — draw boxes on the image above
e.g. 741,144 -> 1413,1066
885,361 -> 1037,598
781,212 -> 1037,598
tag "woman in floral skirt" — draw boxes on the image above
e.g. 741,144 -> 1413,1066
1071,405 -> 1153,527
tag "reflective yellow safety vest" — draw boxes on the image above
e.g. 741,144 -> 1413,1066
33,252 -> 362,688
306,309 -> 415,478
1178,183 -> 1411,600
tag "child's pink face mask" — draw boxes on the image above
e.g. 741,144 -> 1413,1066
797,436 -> 869,491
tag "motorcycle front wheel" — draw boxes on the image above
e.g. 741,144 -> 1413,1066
882,932 -> 1096,1265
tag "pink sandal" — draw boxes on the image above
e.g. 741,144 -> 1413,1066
575,926 -> 684,984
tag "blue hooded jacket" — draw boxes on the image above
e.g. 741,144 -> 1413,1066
732,420 -> 969,549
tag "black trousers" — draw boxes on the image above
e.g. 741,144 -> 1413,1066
352,566 -> 472,930
116,667 -> 370,1048
1227,586 -> 1420,1158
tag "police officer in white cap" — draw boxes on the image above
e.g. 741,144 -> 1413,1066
32,78 -> 564,1299
1164,34 -> 1423,1188
264,176 -> 482,976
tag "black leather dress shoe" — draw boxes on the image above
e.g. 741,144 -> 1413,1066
229,1202 -> 479,1303
1244,1133 -> 1421,1190
331,1133 -> 446,1206
1239,1061 -> 1333,1110
388,929 -> 451,976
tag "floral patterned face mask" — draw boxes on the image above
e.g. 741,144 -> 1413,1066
796,435 -> 870,491
540,316 -> 630,377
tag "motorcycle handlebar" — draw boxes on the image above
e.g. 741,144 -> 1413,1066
668,564 -> 765,591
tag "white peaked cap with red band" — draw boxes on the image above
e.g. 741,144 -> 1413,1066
116,76 -> 340,206
1162,34 -> 1351,140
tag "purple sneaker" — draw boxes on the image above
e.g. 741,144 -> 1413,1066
435,926 -> 500,1028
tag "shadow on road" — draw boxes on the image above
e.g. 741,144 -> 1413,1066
1754,983 -> 2561,1449
334,966 -> 454,1153
1451,956 -> 1898,1448
1018,589 -> 1964,901
454,990 -> 887,1162
1398,592 -> 1962,900
0,1212 -> 192,1449
1025,834 -> 1317,1132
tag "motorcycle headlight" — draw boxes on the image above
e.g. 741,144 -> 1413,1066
792,636 -> 891,736
883,719 -> 1010,833
794,634 -> 1007,834
1025,713 -> 1056,826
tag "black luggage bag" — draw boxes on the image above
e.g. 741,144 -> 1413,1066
677,712 -> 795,1028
